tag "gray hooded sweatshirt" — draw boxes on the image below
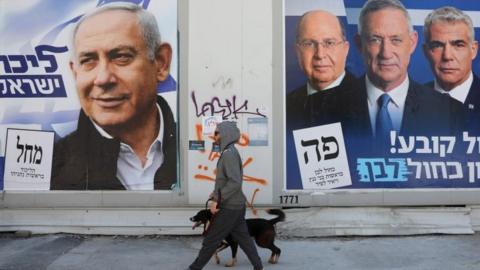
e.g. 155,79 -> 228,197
212,121 -> 246,209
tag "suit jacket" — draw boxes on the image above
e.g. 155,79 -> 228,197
342,76 -> 465,140
342,77 -> 464,154
427,74 -> 480,135
285,72 -> 356,189
286,71 -> 357,131
51,95 -> 177,190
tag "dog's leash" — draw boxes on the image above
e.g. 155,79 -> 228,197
203,191 -> 221,236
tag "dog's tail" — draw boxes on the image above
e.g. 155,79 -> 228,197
267,209 -> 285,225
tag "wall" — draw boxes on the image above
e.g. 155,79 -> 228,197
1,0 -> 480,236
185,0 -> 274,205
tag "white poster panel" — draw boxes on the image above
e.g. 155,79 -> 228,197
187,0 -> 273,204
248,118 -> 268,146
293,123 -> 352,189
3,129 -> 54,190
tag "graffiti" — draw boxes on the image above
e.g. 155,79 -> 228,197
246,188 -> 260,216
193,124 -> 267,186
191,91 -> 266,119
212,76 -> 233,89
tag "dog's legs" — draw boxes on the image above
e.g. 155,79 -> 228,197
224,257 -> 237,268
255,230 -> 281,264
267,243 -> 281,264
214,240 -> 230,265
224,237 -> 238,267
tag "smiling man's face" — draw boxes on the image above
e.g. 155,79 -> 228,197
70,10 -> 162,132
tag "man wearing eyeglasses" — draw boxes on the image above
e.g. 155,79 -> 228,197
423,6 -> 479,134
344,0 -> 463,149
286,10 -> 356,130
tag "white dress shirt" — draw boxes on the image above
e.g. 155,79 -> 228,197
434,71 -> 473,104
366,75 -> 409,135
307,71 -> 346,95
92,104 -> 164,190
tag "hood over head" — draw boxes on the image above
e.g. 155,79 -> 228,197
217,121 -> 240,151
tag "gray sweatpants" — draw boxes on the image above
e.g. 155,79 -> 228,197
189,207 -> 263,270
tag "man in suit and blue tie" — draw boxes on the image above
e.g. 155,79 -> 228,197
423,6 -> 479,134
343,0 -> 463,152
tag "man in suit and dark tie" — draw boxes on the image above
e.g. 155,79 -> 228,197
286,10 -> 356,130
346,0 -> 463,151
285,10 -> 356,189
423,6 -> 479,134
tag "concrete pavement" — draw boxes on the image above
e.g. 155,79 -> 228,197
1,233 -> 480,270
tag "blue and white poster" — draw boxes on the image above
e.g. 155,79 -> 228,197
0,0 -> 178,190
285,0 -> 480,190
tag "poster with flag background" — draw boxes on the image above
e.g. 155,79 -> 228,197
0,0 -> 177,190
285,0 -> 480,190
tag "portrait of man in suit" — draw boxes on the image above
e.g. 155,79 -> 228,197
286,10 -> 356,130
423,6 -> 479,134
348,0 -> 463,148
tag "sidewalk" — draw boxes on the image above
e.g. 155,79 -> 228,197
1,233 -> 479,270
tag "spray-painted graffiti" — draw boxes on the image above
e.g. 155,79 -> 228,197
193,124 -> 268,187
247,188 -> 260,215
211,76 -> 233,89
191,91 -> 266,119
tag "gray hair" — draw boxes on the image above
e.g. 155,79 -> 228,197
296,10 -> 347,42
358,0 -> 413,35
424,6 -> 475,42
71,2 -> 161,61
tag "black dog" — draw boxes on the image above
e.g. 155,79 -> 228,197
190,208 -> 285,267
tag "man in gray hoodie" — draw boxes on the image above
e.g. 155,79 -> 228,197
188,121 -> 263,270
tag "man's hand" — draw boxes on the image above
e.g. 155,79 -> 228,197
209,201 -> 219,214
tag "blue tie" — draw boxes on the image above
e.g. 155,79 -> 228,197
375,94 -> 393,141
